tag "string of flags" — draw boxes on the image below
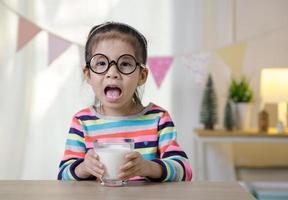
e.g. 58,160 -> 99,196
14,13 -> 183,88
2,1 -> 250,89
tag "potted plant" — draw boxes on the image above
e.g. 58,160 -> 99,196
229,78 -> 253,103
228,77 -> 253,130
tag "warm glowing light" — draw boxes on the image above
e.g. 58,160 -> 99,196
260,68 -> 288,102
260,68 -> 288,128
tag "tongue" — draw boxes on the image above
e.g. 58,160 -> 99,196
106,88 -> 121,101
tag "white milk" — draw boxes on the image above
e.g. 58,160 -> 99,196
96,147 -> 132,180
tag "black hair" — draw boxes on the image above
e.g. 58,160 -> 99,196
85,22 -> 147,65
84,22 -> 147,106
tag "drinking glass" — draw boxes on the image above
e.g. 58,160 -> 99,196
93,138 -> 134,186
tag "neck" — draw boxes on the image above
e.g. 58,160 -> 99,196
97,100 -> 144,116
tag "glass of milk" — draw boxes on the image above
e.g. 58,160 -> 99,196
93,138 -> 134,186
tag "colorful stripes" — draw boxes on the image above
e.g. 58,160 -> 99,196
58,103 -> 192,181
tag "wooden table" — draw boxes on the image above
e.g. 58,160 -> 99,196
193,129 -> 288,180
0,180 -> 256,200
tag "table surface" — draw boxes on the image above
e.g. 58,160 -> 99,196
194,129 -> 288,138
0,180 -> 256,200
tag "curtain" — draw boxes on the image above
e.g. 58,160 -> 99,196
0,0 -> 232,179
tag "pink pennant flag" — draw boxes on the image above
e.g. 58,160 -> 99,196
48,33 -> 72,65
148,57 -> 173,88
17,16 -> 41,51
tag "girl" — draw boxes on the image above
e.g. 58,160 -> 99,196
58,22 -> 192,182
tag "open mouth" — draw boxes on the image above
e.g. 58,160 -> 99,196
104,86 -> 122,101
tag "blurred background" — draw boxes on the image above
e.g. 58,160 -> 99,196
1,1 -> 288,191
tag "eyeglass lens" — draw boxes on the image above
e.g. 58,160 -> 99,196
89,54 -> 137,74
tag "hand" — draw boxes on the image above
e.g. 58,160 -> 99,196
75,149 -> 104,179
118,151 -> 162,180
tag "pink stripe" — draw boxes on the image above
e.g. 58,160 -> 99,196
86,141 -> 93,149
75,108 -> 93,116
71,121 -> 82,130
63,154 -> 83,160
132,135 -> 158,142
159,114 -> 171,125
183,161 -> 193,181
164,143 -> 181,151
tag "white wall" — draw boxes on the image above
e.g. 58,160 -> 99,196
1,0 -> 288,180
233,0 -> 288,170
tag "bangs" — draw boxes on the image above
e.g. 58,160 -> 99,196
87,31 -> 144,63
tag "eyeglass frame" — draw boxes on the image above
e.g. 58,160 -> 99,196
86,53 -> 146,75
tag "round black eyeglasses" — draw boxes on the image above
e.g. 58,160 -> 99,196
86,54 -> 145,75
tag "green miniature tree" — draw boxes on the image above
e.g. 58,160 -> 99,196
200,74 -> 218,130
224,100 -> 234,131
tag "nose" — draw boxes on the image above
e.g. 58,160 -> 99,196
105,62 -> 120,79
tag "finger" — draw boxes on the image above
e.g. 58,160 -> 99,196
119,166 -> 140,180
87,149 -> 99,159
86,166 -> 105,178
84,155 -> 104,170
120,159 -> 138,171
125,151 -> 140,160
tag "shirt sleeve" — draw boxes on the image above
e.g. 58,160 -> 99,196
57,116 -> 94,181
150,111 -> 193,182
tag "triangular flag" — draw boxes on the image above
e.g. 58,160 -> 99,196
48,33 -> 72,65
216,43 -> 247,79
148,57 -> 173,88
17,16 -> 41,51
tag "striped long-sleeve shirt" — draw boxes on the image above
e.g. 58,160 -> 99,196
58,103 -> 192,182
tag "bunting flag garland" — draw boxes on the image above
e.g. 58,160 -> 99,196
216,43 -> 247,80
182,53 -> 211,70
17,16 -> 41,51
48,33 -> 72,65
180,53 -> 211,85
3,1 -> 254,90
148,57 -> 173,88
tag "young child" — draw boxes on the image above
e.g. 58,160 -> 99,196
58,22 -> 192,182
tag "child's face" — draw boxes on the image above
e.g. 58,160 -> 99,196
86,38 -> 148,115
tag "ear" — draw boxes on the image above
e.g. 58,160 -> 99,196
83,67 -> 91,84
138,68 -> 148,86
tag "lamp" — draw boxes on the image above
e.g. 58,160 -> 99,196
260,68 -> 288,130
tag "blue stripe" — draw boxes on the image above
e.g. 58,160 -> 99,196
165,160 -> 175,181
85,119 -> 157,131
62,167 -> 70,180
173,158 -> 186,181
66,139 -> 85,147
159,132 -> 175,146
142,153 -> 157,160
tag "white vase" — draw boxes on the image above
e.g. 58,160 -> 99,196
235,103 -> 252,130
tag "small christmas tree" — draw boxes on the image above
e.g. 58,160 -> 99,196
224,100 -> 234,131
200,74 -> 218,130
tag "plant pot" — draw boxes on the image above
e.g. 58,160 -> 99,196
234,103 -> 252,130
